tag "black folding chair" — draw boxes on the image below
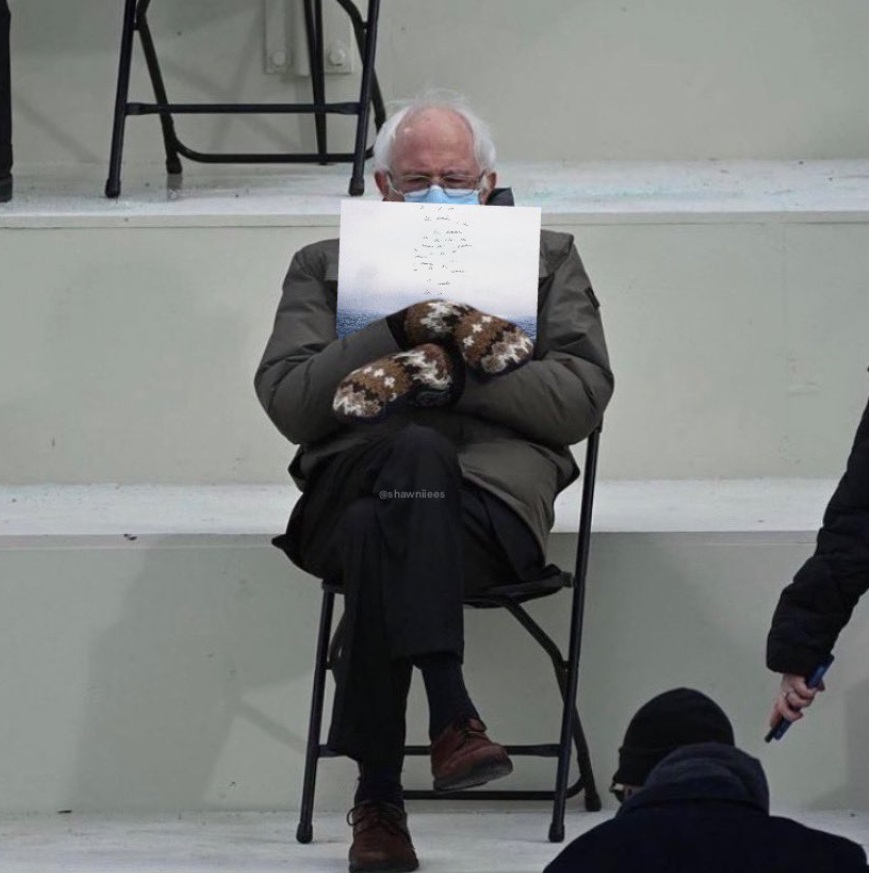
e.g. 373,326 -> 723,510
295,428 -> 603,846
105,0 -> 385,198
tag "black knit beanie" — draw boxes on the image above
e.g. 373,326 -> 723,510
612,688 -> 735,787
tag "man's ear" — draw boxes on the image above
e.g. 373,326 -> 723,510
480,171 -> 498,204
374,170 -> 391,200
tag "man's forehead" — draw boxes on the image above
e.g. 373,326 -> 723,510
397,106 -> 469,133
391,111 -> 477,170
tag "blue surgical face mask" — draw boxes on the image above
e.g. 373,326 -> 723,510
403,184 -> 481,205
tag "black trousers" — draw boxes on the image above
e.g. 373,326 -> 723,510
278,425 -> 550,765
0,0 -> 10,179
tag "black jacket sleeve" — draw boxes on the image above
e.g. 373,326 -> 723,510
767,395 -> 869,675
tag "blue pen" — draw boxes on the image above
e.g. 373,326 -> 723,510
765,654 -> 834,743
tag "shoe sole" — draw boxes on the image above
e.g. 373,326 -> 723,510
433,756 -> 514,793
349,859 -> 419,873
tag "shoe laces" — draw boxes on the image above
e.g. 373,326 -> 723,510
347,801 -> 408,836
455,717 -> 487,746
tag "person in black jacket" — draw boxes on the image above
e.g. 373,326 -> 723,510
544,742 -> 868,873
767,394 -> 869,727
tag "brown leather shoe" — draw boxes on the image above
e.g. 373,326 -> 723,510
347,801 -> 419,873
430,717 -> 513,792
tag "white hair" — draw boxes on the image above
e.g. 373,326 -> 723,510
371,90 -> 497,175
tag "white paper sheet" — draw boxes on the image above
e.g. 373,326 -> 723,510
337,200 -> 541,339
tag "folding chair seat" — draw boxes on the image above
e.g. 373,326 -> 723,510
105,0 -> 385,198
295,428 -> 604,846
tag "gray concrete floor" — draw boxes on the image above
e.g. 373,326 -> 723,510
0,808 -> 868,872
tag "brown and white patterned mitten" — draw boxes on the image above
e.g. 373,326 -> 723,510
400,300 -> 533,377
332,343 -> 460,423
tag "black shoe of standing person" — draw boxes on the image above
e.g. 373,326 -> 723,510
0,175 -> 10,203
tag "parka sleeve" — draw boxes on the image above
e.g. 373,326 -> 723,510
766,396 -> 869,675
454,233 -> 613,447
254,242 -> 399,446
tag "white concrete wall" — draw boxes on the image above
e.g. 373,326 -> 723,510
2,217 -> 867,484
6,0 -> 869,172
3,0 -> 869,818
1,206 -> 867,813
2,530 -> 868,814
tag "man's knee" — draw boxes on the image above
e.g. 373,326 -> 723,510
394,423 -> 453,453
339,496 -> 380,541
387,425 -> 460,479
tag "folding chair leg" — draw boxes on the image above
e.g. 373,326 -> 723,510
136,1 -> 183,177
550,572 -> 594,840
337,0 -> 386,129
348,0 -> 381,196
549,697 -> 601,839
570,705 -> 601,811
105,0 -> 139,198
549,426 -> 603,834
296,588 -> 336,844
0,0 -> 12,198
497,595 -> 599,832
303,0 -> 328,163
550,696 -> 576,836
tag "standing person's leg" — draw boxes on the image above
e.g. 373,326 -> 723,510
0,0 -> 11,202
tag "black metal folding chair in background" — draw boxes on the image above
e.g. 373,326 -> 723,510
105,0 -> 385,198
295,427 -> 604,847
0,0 -> 11,203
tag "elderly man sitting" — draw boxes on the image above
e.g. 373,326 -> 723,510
255,92 -> 613,873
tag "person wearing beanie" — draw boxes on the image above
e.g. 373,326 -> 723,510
545,741 -> 867,872
610,687 -> 734,800
544,693 -> 868,873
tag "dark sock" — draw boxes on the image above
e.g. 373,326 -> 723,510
355,762 -> 404,810
416,653 -> 480,741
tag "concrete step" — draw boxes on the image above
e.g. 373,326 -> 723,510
2,161 -> 868,486
3,479 -> 864,816
2,159 -> 867,814
3,159 -> 869,227
0,478 -> 838,539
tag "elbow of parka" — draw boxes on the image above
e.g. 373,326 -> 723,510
254,363 -> 331,446
274,387 -> 339,447
556,367 -> 614,445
